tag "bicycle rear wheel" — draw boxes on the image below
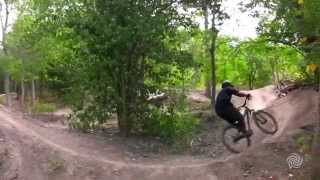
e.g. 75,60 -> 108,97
222,125 -> 251,154
253,110 -> 278,134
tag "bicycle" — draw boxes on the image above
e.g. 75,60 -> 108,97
275,80 -> 315,98
222,96 -> 278,153
275,80 -> 299,98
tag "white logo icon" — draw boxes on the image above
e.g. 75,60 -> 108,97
286,153 -> 304,169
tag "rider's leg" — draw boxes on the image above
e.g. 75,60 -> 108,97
230,108 -> 252,141
230,108 -> 246,133
218,107 -> 252,137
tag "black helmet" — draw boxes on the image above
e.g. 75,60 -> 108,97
222,80 -> 233,88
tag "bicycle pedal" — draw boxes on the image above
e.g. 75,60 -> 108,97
260,120 -> 267,124
233,136 -> 244,143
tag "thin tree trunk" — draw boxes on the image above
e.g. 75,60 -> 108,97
210,9 -> 218,107
210,33 -> 217,106
4,73 -> 11,106
20,58 -> 25,108
202,2 -> 211,98
21,78 -> 25,108
202,2 -> 209,31
117,108 -> 128,136
0,78 -> 3,93
248,61 -> 252,89
270,60 -> 276,85
248,72 -> 252,90
117,65 -> 130,136
275,59 -> 280,85
31,79 -> 36,105
39,81 -> 43,99
223,59 -> 227,80
14,80 -> 17,93
2,0 -> 11,107
182,70 -> 185,95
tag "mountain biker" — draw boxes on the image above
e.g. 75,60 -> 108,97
215,80 -> 253,140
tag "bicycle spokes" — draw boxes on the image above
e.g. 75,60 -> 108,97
222,126 -> 251,153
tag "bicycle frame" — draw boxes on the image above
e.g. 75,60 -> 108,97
238,97 -> 255,132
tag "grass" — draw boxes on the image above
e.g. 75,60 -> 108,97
47,156 -> 65,173
32,102 -> 57,113
0,95 -> 5,105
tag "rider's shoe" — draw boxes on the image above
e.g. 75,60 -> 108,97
245,129 -> 253,137
233,130 -> 253,143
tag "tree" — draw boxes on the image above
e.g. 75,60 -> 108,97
1,0 -> 14,106
27,0 -> 194,135
182,0 -> 229,107
6,13 -> 43,107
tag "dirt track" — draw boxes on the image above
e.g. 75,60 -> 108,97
0,86 -> 318,180
0,107 -> 220,180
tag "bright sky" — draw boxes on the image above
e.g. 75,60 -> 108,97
2,0 -> 263,40
194,0 -> 264,39
0,0 -> 17,39
220,0 -> 260,39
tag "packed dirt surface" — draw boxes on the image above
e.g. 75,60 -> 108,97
0,86 -> 318,180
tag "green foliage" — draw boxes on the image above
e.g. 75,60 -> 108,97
249,0 -> 320,61
68,105 -> 110,131
4,0 -> 199,135
0,95 -> 5,105
190,31 -> 303,89
142,103 -> 199,146
45,0 -> 195,135
143,106 -> 199,145
249,0 -> 320,88
32,102 -> 57,113
295,132 -> 314,153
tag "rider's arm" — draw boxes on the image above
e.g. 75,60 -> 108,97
236,91 -> 250,98
228,87 -> 251,98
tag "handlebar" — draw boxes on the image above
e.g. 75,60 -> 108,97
239,96 -> 250,108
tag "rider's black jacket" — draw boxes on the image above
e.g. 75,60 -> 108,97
215,87 -> 240,113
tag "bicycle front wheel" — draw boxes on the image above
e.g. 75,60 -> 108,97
222,125 -> 251,154
253,110 -> 278,134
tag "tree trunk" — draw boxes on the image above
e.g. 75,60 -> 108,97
14,80 -> 17,93
248,63 -> 255,90
202,2 -> 209,31
117,107 -> 129,136
274,58 -> 280,84
117,67 -> 131,136
210,32 -> 217,106
210,9 -> 218,107
2,0 -> 11,107
20,58 -> 26,108
311,67 -> 320,179
31,79 -> 36,105
117,88 -> 135,137
39,81 -> 43,99
0,77 -> 3,94
270,59 -> 276,85
21,79 -> 25,108
4,73 -> 11,106
248,72 -> 252,90
202,2 -> 211,99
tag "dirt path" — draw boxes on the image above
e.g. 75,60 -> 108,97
0,105 -> 233,166
0,106 -> 223,180
0,86 -> 318,180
